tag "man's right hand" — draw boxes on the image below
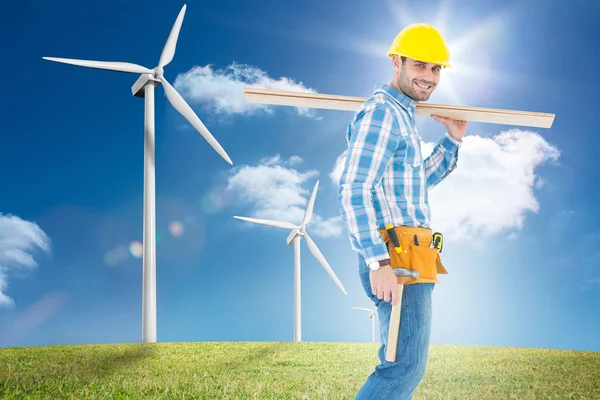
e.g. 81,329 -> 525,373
370,263 -> 400,305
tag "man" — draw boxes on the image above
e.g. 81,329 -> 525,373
337,23 -> 467,399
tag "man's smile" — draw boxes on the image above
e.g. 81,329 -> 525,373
414,81 -> 433,90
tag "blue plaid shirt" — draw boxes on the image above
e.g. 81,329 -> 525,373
337,84 -> 462,266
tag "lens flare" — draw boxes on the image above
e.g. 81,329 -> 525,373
129,240 -> 143,258
200,186 -> 234,214
104,245 -> 129,266
169,220 -> 184,237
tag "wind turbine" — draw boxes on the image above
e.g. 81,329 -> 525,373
352,307 -> 377,343
42,4 -> 232,343
233,180 -> 347,342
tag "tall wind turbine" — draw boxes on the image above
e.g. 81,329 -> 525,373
42,4 -> 232,343
352,307 -> 377,343
233,180 -> 347,342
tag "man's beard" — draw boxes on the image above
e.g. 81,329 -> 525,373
399,75 -> 435,102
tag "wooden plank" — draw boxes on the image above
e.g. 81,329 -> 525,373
244,87 -> 555,129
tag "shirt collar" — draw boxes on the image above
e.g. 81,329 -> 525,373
374,84 -> 417,115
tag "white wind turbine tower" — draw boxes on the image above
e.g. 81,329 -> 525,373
352,307 -> 377,343
42,4 -> 233,343
233,180 -> 347,342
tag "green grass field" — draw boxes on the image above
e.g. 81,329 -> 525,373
1,342 -> 599,399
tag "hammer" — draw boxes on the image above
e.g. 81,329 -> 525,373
385,268 -> 419,362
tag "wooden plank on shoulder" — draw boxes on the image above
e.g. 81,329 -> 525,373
243,87 -> 555,128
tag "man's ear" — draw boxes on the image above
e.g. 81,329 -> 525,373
392,55 -> 402,72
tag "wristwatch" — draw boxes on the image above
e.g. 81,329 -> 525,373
368,259 -> 391,271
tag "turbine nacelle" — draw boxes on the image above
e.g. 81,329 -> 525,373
153,66 -> 165,81
286,225 -> 306,246
132,74 -> 161,98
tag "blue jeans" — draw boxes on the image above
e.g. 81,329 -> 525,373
355,254 -> 434,400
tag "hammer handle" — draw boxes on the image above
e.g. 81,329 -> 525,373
385,283 -> 404,362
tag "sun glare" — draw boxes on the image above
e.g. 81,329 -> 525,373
354,0 -> 520,106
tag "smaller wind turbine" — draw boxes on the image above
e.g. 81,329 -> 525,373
352,307 -> 377,343
233,180 -> 347,342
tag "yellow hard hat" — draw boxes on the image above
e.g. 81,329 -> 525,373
387,23 -> 452,68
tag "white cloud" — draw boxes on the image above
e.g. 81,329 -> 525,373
226,155 -> 342,238
259,154 -> 304,168
173,62 -> 319,118
506,232 -> 519,240
329,151 -> 347,185
535,177 -> 545,190
330,129 -> 560,242
289,156 -> 303,165
309,214 -> 345,238
0,214 -> 51,308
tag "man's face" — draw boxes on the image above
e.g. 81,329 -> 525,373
394,57 -> 442,101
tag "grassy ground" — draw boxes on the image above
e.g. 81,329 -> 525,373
1,342 -> 599,399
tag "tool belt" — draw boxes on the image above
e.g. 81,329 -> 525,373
378,225 -> 447,285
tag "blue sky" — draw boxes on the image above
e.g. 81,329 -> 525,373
1,0 -> 599,352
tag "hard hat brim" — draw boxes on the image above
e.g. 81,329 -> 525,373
388,51 -> 452,68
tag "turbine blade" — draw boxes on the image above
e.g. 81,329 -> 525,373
352,307 -> 373,312
302,180 -> 319,226
304,231 -> 347,295
159,4 -> 186,67
233,216 -> 296,229
42,57 -> 152,74
160,77 -> 233,165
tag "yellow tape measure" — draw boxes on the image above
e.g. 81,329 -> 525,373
432,232 -> 443,253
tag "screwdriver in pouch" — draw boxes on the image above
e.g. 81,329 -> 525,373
385,224 -> 403,254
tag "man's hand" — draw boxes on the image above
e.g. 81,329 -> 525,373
431,114 -> 467,142
370,264 -> 400,305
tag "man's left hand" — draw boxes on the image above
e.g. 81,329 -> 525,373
431,114 -> 467,142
